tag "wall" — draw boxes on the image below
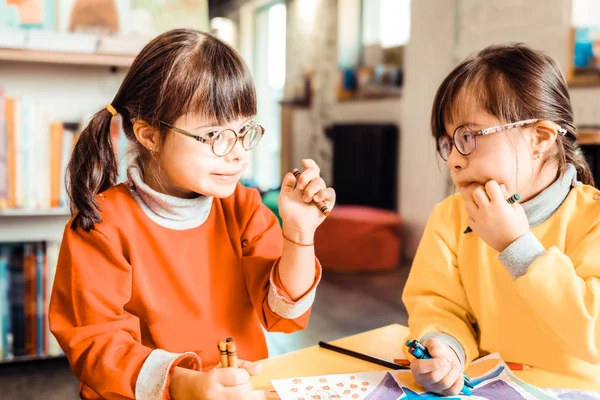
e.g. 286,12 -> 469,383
0,63 -> 125,123
398,0 -> 457,258
283,0 -> 339,184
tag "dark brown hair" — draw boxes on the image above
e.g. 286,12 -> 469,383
431,43 -> 593,186
68,29 -> 256,231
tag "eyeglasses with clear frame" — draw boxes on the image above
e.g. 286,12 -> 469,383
160,120 -> 265,157
437,118 -> 568,161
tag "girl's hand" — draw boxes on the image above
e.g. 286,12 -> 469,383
410,338 -> 464,396
278,159 -> 336,243
170,360 -> 263,400
464,180 -> 530,252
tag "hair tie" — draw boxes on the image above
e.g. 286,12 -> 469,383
105,104 -> 118,117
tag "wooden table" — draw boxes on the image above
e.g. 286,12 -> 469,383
252,324 -> 600,392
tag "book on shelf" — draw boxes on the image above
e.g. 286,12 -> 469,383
0,90 -> 79,211
0,241 -> 62,360
0,89 -> 131,213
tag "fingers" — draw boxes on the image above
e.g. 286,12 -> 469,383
411,356 -> 450,375
464,199 -> 478,216
294,160 -> 320,191
314,187 -> 336,208
301,158 -> 320,173
426,338 -> 460,369
237,360 -> 263,376
281,172 -> 297,193
472,185 -> 490,207
212,367 -> 250,387
484,180 -> 504,203
220,382 -> 253,399
302,177 -> 326,203
437,364 -> 463,396
424,338 -> 447,357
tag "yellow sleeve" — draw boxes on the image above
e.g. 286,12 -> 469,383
513,223 -> 600,364
402,201 -> 479,367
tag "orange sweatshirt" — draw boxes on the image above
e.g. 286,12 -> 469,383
49,166 -> 321,400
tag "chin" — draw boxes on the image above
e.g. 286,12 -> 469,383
200,182 -> 239,199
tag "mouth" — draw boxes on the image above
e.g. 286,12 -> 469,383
210,169 -> 244,184
212,171 -> 241,176
455,181 -> 482,191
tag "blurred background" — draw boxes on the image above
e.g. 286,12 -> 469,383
0,0 -> 600,398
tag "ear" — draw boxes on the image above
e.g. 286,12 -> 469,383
530,120 -> 559,154
133,120 -> 161,153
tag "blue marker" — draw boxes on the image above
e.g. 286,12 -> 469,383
406,340 -> 473,396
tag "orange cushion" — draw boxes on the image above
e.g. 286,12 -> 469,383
314,205 -> 403,271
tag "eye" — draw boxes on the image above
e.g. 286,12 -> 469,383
204,130 -> 220,140
240,123 -> 254,134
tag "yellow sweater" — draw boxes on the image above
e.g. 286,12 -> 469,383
403,174 -> 600,385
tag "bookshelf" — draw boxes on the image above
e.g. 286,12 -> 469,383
0,39 -> 129,366
0,48 -> 135,69
0,353 -> 64,364
0,211 -> 70,243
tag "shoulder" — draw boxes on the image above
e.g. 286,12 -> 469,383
67,183 -> 137,240
429,192 -> 466,227
563,184 -> 600,226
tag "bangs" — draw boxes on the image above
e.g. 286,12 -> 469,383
158,35 -> 257,126
432,58 -> 527,139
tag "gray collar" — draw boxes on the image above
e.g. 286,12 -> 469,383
522,164 -> 580,227
126,164 -> 213,230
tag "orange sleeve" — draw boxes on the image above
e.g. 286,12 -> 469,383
49,223 -> 201,400
240,190 -> 321,333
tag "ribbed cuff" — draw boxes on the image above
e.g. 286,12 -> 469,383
135,349 -> 202,400
498,232 -> 546,280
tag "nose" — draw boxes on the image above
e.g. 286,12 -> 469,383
446,145 -> 466,171
223,137 -> 247,162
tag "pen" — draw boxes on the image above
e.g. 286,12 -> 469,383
293,169 -> 331,216
406,340 -> 473,396
463,193 -> 520,234
318,341 -> 409,370
217,340 -> 229,367
226,337 -> 238,368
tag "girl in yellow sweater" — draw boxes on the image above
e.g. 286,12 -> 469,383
403,43 -> 600,395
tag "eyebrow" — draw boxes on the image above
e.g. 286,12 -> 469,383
193,117 -> 252,130
457,121 -> 485,129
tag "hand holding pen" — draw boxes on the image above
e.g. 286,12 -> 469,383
277,159 -> 336,245
406,338 -> 472,396
463,181 -> 529,252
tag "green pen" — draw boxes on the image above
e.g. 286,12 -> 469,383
463,193 -> 520,234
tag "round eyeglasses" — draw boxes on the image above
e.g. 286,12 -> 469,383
436,118 -> 567,161
161,121 -> 265,157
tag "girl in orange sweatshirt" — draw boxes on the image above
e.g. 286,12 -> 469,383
49,29 -> 335,400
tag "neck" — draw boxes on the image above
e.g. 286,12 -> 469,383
126,163 -> 213,230
520,160 -> 560,202
142,161 -> 197,199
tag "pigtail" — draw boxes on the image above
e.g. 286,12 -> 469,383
555,123 -> 595,187
67,107 -> 119,231
567,131 -> 595,186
